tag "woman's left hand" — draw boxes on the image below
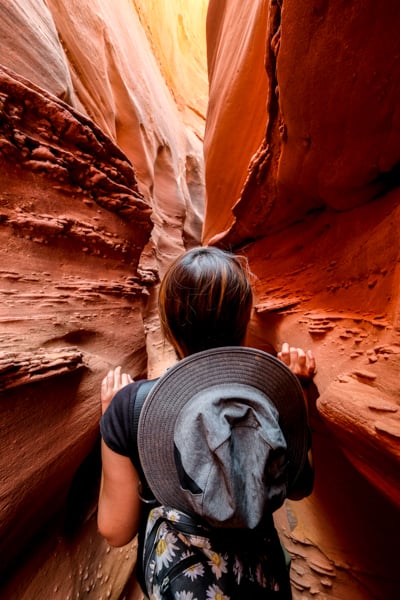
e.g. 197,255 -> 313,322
101,365 -> 133,414
278,342 -> 316,382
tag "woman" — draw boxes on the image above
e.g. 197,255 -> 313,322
98,246 -> 315,598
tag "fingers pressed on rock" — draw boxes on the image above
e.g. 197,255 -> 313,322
297,348 -> 306,366
289,347 -> 298,366
307,351 -> 316,374
279,342 -> 290,364
121,373 -> 131,386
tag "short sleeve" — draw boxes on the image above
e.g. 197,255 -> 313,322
100,381 -> 143,457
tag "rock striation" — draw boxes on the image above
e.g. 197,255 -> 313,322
0,1 -> 206,598
204,1 -> 400,598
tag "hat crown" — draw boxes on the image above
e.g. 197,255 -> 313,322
174,383 -> 288,528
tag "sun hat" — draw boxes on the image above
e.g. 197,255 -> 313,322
138,346 -> 309,529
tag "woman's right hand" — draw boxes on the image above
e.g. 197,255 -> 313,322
277,342 -> 316,383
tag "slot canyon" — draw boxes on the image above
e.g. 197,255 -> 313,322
0,1 -> 399,598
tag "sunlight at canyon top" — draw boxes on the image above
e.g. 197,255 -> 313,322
133,0 -> 209,136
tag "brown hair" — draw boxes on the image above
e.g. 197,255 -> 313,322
158,246 -> 253,358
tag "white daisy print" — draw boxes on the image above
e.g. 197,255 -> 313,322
152,507 -> 164,521
149,583 -> 162,600
176,531 -> 193,548
187,534 -> 212,550
183,559 -> 205,581
155,530 -> 179,570
205,551 -> 228,579
206,583 -> 230,600
146,506 -> 164,533
176,592 -> 198,600
147,558 -> 156,580
166,508 -> 182,523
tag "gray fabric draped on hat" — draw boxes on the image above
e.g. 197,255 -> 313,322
138,346 -> 308,529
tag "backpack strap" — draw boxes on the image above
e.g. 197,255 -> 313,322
131,377 -> 159,595
132,378 -> 159,503
132,379 -> 157,467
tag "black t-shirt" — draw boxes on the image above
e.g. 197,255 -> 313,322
100,380 -> 146,460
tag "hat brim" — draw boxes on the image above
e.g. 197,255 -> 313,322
138,346 -> 308,516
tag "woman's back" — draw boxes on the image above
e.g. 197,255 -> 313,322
98,247 -> 315,600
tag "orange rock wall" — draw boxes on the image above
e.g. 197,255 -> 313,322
204,0 -> 400,243
205,1 -> 400,598
0,1 -> 207,598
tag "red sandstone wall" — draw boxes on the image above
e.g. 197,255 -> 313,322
204,0 -> 400,244
0,1 -> 207,598
205,1 -> 400,598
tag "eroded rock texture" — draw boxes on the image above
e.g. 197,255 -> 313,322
0,63 -> 154,596
1,0 -> 399,599
205,1 -> 400,598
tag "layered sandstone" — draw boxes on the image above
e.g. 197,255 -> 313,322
205,1 -> 400,598
0,1 -> 206,598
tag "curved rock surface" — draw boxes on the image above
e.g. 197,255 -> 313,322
204,1 -> 400,598
204,0 -> 400,246
1,1 -> 399,599
0,1 -> 206,598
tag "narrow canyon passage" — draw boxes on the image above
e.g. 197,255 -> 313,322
0,1 -> 399,599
